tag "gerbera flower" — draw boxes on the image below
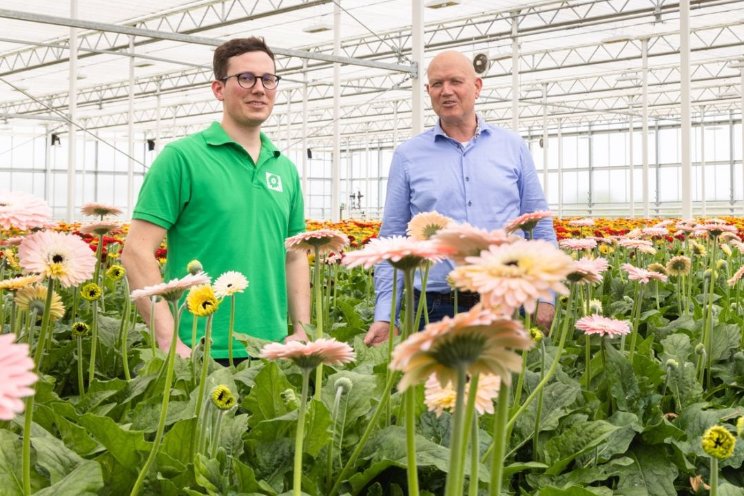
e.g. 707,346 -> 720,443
210,385 -> 237,411
79,221 -> 120,236
568,218 -> 595,227
432,224 -> 515,264
186,260 -> 203,275
106,265 -> 126,280
450,239 -> 573,314
186,284 -> 219,317
622,263 -> 668,284
567,256 -> 609,284
130,272 -> 210,302
407,211 -> 453,240
0,333 -> 38,420
17,231 -> 96,288
728,265 -> 744,287
390,306 -> 532,391
260,338 -> 355,371
503,210 -> 553,235
694,223 -> 737,238
588,299 -> 603,314
424,373 -> 501,417
642,227 -> 669,238
618,238 -> 654,250
80,282 -> 102,302
598,244 -> 615,256
342,236 -> 451,271
80,202 -> 122,218
14,285 -> 65,321
0,191 -> 53,231
559,238 -> 597,251
647,263 -> 667,275
720,244 -> 733,257
71,321 -> 90,337
666,255 -> 692,276
701,425 -> 736,460
719,232 -> 741,243
213,271 -> 249,298
653,220 -> 673,228
690,241 -> 707,257
285,229 -> 349,255
0,274 -> 41,291
575,315 -> 631,338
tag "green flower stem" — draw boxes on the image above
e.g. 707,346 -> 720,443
88,301 -> 99,384
710,457 -> 719,496
313,245 -> 325,401
227,294 -> 237,368
627,284 -> 645,362
118,278 -> 132,380
148,296 -> 157,351
444,366 -> 468,496
22,277 -> 55,496
193,315 -> 215,433
468,413 -> 480,496
326,384 -> 345,488
489,382 -> 511,496
208,410 -> 225,459
385,268 -> 398,427
293,369 -> 311,496
704,242 -> 717,389
482,284 -> 575,464
585,334 -> 592,387
532,340 -> 546,457
129,302 -> 182,496
329,371 -> 397,496
76,336 -> 85,395
71,285 -> 79,322
402,267 -> 420,496
93,234 -> 104,284
457,373 -> 480,493
413,264 -> 430,329
510,310 -> 531,414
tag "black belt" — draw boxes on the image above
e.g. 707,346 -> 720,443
414,289 -> 480,307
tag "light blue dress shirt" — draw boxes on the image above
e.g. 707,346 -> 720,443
373,115 -> 556,322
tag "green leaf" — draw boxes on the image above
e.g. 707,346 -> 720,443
34,460 -> 104,496
537,486 -> 612,496
604,344 -> 642,416
666,362 -> 703,409
591,412 -> 641,464
234,333 -> 274,359
321,370 -> 379,427
614,445 -> 678,496
161,418 -> 197,466
711,323 -> 741,362
303,398 -> 333,457
0,429 -> 23,496
660,333 -> 693,365
543,420 -> 619,475
194,452 -> 225,493
243,361 -> 292,426
30,434 -> 83,485
77,413 -> 150,470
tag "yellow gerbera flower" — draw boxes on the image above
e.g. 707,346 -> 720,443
106,265 -> 126,281
14,285 -> 65,321
71,321 -> 90,337
186,284 -> 219,317
0,274 -> 41,291
80,282 -> 102,302
701,425 -> 736,460
210,385 -> 237,410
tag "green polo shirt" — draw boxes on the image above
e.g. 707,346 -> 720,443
132,122 -> 305,358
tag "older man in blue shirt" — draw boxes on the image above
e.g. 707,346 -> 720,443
364,50 -> 557,346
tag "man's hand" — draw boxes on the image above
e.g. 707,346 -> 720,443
286,327 -> 309,343
535,302 -> 555,332
364,321 -> 399,346
157,336 -> 191,358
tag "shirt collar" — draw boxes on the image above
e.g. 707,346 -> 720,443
433,114 -> 490,141
203,121 -> 281,158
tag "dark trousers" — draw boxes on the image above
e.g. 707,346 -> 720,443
413,289 -> 480,330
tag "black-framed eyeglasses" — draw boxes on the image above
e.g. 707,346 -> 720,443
220,72 -> 281,90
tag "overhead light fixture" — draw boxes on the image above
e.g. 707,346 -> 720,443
425,0 -> 460,8
135,62 -> 155,68
302,21 -> 332,33
601,34 -> 634,44
76,73 -> 87,80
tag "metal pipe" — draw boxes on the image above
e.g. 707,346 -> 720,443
411,0 -> 424,135
66,0 -> 78,221
680,0 -> 692,217
331,1 -> 341,220
641,38 -> 649,217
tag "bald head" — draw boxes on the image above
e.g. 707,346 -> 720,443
427,51 -> 477,81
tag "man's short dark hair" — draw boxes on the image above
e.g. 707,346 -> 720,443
213,37 -> 275,80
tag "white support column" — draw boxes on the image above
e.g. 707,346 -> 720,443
542,83 -> 548,194
641,38 -> 649,218
680,0 -> 692,218
700,106 -> 706,216
331,1 -> 341,220
741,67 -> 744,205
66,0 -> 78,221
511,11 -> 520,131
629,105 -> 635,217
301,61 -> 308,199
154,77 -> 162,153
127,35 -> 135,216
557,119 -> 563,217
284,89 -> 292,153
411,0 -> 424,135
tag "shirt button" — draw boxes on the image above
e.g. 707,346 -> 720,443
468,201 -> 472,207
465,177 -> 470,182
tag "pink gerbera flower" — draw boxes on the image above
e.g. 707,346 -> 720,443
642,227 -> 669,238
432,223 -> 515,264
575,315 -> 631,338
0,191 -> 53,231
407,211 -> 454,240
568,217 -> 595,227
450,239 -> 573,314
653,220 -> 673,228
728,265 -> 744,287
80,202 -> 123,218
0,333 -> 38,420
390,305 -> 532,391
503,210 -> 553,235
342,236 -> 452,271
567,256 -> 609,284
130,272 -> 211,302
424,373 -> 501,417
79,221 -> 121,236
693,223 -> 738,238
559,238 -> 597,251
622,263 -> 668,284
285,229 -> 349,255
18,231 -> 96,288
260,338 -> 355,370
618,238 -> 654,250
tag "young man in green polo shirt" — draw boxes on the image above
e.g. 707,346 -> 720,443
122,37 -> 310,361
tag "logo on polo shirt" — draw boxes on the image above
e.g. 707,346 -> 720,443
266,172 -> 283,192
